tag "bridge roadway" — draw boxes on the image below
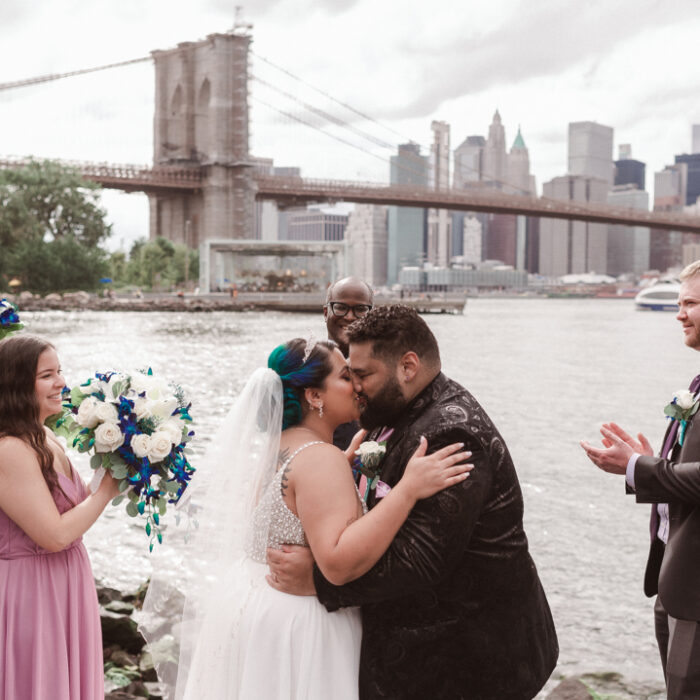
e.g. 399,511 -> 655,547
1,157 -> 699,233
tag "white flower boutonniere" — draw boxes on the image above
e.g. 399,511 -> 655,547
664,389 -> 700,446
354,430 -> 393,502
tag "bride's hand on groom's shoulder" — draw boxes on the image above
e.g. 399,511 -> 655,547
398,437 -> 473,501
266,545 -> 317,596
344,429 -> 368,464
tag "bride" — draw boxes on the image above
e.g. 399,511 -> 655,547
140,338 -> 471,700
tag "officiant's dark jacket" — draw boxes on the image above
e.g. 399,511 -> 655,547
635,406 -> 700,621
314,373 -> 558,700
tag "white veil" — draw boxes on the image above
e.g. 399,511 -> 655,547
139,367 -> 283,700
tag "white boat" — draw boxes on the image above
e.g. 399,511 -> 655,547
634,280 -> 681,311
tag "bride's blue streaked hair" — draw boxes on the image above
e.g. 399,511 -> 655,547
267,338 -> 337,429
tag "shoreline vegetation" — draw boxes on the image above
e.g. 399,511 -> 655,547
101,578 -> 665,700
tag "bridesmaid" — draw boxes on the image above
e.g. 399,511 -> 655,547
0,335 -> 119,700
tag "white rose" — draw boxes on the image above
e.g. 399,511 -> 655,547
131,433 -> 151,459
94,422 -> 125,453
355,441 -> 385,458
132,397 -> 151,421
160,418 -> 184,446
674,390 -> 696,410
146,431 -> 174,463
94,401 -> 119,424
81,379 -> 105,395
130,373 -> 170,401
76,396 -> 100,428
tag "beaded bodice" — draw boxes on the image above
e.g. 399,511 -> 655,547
246,441 -> 322,563
246,440 -> 367,564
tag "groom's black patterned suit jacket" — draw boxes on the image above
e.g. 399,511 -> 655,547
314,373 -> 558,700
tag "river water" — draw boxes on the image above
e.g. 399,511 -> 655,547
25,299 -> 696,691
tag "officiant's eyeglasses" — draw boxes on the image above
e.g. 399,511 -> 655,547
326,302 -> 373,318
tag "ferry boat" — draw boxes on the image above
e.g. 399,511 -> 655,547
634,280 -> 681,311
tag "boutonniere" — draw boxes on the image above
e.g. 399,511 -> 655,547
355,428 -> 394,502
664,390 -> 700,446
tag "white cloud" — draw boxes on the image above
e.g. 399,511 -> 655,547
0,0 -> 698,249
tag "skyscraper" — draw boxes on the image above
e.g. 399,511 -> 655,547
427,121 -> 452,268
693,125 -> 700,154
568,122 -> 614,185
387,143 -> 428,285
539,175 -> 609,276
607,185 -> 650,275
453,136 -> 485,188
483,110 -> 507,186
345,205 -> 388,287
614,144 -> 645,191
675,153 -> 700,206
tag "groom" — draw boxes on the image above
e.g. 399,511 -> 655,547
268,305 -> 558,699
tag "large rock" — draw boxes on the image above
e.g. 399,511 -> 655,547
546,678 -> 591,699
100,609 -> 146,654
547,672 -> 666,700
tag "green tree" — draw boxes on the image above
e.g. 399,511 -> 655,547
0,160 -> 113,291
8,236 -> 109,293
0,160 -> 111,247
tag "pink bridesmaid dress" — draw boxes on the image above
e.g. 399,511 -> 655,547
0,469 -> 103,700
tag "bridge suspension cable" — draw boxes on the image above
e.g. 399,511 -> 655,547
251,51 -> 533,197
0,55 -> 151,92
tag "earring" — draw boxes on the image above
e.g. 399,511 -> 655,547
319,403 -> 324,418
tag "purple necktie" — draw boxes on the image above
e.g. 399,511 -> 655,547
650,373 -> 700,540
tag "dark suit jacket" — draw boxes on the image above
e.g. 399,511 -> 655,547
635,412 -> 700,621
313,373 -> 558,700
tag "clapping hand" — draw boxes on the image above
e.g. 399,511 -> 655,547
580,422 -> 653,475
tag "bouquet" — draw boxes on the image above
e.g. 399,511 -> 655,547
0,298 -> 23,340
52,368 -> 195,549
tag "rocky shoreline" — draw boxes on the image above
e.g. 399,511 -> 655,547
97,581 -> 161,700
3,290 -> 466,314
98,580 -> 665,700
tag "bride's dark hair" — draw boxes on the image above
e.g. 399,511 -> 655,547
0,334 -> 66,500
267,338 -> 336,429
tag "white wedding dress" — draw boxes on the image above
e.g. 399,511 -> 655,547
140,369 -> 363,700
178,441 -> 363,700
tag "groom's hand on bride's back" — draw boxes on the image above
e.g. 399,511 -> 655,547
267,545 -> 316,596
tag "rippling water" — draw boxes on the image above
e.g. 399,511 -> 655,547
26,299 -> 695,691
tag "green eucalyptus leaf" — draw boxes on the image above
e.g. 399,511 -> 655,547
111,494 -> 125,506
664,404 -> 681,419
90,454 -> 101,470
118,479 -> 130,493
126,501 -> 139,517
110,463 -> 128,480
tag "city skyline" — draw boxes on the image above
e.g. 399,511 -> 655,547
1,0 -> 699,250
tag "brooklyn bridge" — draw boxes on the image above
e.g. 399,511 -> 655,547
2,25 -> 699,291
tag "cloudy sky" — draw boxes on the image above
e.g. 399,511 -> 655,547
1,0 -> 698,250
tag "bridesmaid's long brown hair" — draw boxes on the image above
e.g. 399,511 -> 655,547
0,334 -> 66,499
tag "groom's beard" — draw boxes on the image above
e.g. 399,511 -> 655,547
358,375 -> 407,430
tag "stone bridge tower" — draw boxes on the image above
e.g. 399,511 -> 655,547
149,28 -> 254,247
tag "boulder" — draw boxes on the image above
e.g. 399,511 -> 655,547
96,584 -> 124,606
105,600 -> 136,615
100,609 -> 146,654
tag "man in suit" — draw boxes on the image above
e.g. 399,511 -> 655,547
324,276 -> 373,450
269,305 -> 558,699
581,260 -> 700,699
